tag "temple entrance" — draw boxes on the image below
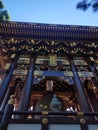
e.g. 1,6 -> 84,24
35,92 -> 65,111
29,77 -> 79,114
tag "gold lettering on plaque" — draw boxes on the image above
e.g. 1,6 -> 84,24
49,54 -> 57,66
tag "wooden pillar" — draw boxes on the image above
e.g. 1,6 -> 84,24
0,55 -> 19,106
0,95 -> 15,130
0,85 -> 15,112
71,62 -> 90,112
18,58 -> 35,112
85,56 -> 98,84
89,64 -> 98,84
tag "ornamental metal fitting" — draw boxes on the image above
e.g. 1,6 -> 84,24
77,112 -> 84,116
8,95 -> 15,104
80,118 -> 86,124
42,118 -> 48,124
42,111 -> 49,115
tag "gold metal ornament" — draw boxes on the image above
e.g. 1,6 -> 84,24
77,112 -> 84,116
42,118 -> 48,124
8,95 -> 15,104
42,111 -> 49,115
80,118 -> 86,124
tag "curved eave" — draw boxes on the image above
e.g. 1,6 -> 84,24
0,20 -> 98,42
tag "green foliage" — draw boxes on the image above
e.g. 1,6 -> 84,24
76,0 -> 98,12
0,0 -> 4,9
0,0 -> 10,20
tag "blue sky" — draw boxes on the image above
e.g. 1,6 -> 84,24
3,0 -> 98,26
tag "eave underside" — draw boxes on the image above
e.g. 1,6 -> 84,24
0,20 -> 98,42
